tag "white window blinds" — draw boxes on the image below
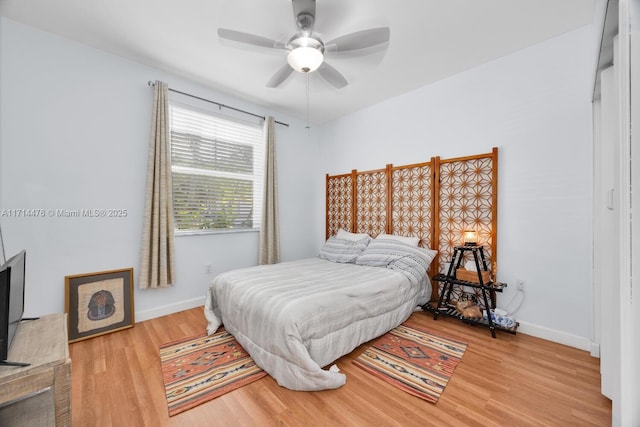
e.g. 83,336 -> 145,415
170,103 -> 264,232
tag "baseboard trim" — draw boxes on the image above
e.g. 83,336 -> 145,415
135,296 -> 206,323
590,342 -> 601,358
516,320 -> 593,352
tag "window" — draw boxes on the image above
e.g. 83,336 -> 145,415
169,103 -> 264,233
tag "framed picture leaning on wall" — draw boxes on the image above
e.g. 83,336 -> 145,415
65,268 -> 134,343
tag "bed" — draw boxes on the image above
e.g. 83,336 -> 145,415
204,235 -> 436,391
204,148 -> 499,391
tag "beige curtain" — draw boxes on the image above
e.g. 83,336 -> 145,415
259,116 -> 280,264
139,81 -> 176,288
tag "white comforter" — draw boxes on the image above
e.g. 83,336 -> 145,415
204,257 -> 430,391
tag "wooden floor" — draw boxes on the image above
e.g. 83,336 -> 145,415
69,307 -> 611,426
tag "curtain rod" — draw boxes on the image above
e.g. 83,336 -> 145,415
147,81 -> 289,127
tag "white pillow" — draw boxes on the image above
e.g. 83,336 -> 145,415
336,228 -> 371,242
355,239 -> 437,287
319,236 -> 370,263
376,233 -> 420,247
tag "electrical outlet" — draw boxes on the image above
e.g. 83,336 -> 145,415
517,280 -> 526,291
205,264 -> 213,275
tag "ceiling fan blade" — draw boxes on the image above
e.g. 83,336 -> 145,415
292,0 -> 316,33
218,28 -> 283,49
266,64 -> 294,88
326,27 -> 390,52
318,62 -> 348,89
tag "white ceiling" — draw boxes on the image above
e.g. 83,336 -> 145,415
0,0 -> 595,124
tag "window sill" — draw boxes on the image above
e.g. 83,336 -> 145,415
175,228 -> 259,237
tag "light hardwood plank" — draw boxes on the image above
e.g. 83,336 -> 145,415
69,307 -> 611,426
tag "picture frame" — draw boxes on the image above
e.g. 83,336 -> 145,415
65,268 -> 134,343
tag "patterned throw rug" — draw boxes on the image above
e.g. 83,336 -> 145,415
159,329 -> 267,416
353,322 -> 467,403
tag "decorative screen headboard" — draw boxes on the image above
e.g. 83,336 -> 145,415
326,148 -> 498,301
326,173 -> 354,238
390,161 -> 435,249
355,168 -> 388,237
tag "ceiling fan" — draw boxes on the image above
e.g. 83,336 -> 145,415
217,0 -> 390,89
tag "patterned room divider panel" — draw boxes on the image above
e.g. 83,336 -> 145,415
326,173 -> 354,239
435,148 -> 498,302
354,169 -> 388,236
389,161 -> 435,249
325,148 -> 498,302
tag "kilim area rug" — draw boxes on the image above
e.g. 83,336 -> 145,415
353,322 -> 467,403
159,329 -> 267,416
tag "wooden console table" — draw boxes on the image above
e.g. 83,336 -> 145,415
0,313 -> 71,427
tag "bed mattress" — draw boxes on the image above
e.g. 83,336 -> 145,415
204,257 -> 431,390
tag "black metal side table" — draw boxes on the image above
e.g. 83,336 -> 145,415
425,245 -> 515,338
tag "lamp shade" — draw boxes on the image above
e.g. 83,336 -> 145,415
463,230 -> 478,246
287,46 -> 324,73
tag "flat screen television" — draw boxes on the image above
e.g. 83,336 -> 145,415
0,249 -> 26,365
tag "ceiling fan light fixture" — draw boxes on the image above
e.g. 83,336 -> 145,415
287,46 -> 324,73
286,35 -> 324,73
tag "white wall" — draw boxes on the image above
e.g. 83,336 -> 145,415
0,15 -> 605,348
317,24 -> 600,346
0,18 -> 321,321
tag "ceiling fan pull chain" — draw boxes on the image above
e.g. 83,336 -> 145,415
305,73 -> 311,131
